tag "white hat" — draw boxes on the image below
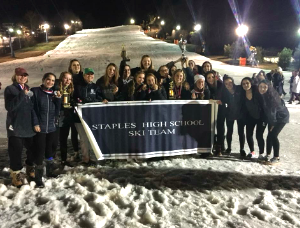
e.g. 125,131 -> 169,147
194,74 -> 205,84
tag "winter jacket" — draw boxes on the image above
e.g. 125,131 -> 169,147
4,83 -> 36,138
260,98 -> 289,125
73,80 -> 103,104
242,87 -> 264,124
96,76 -> 121,101
31,86 -> 61,133
72,71 -> 84,86
272,73 -> 284,96
172,84 -> 192,100
145,86 -> 167,100
292,75 -> 300,94
221,85 -> 245,121
207,80 -> 223,100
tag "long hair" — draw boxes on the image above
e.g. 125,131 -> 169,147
201,61 -> 212,73
103,63 -> 119,87
173,69 -> 186,87
42,73 -> 56,82
258,80 -> 282,108
68,59 -> 82,74
204,71 -> 216,88
128,71 -> 145,97
121,64 -> 131,79
59,71 -> 74,95
140,55 -> 153,70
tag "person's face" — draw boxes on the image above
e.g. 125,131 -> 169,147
142,57 -> 151,69
43,75 -> 55,88
107,66 -> 115,78
136,73 -> 145,85
123,66 -> 131,78
71,61 -> 80,74
258,83 -> 268,95
62,73 -> 72,87
174,72 -> 184,84
206,73 -> 215,85
196,79 -> 204,89
171,66 -> 177,76
203,63 -> 211,73
159,66 -> 169,78
16,75 -> 28,85
242,79 -> 251,91
146,76 -> 156,86
188,60 -> 195,69
84,73 -> 94,83
224,79 -> 234,91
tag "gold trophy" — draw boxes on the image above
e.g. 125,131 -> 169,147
63,90 -> 71,108
121,45 -> 130,62
169,81 -> 174,99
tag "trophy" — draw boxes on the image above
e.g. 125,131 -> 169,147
121,45 -> 130,62
178,38 -> 187,60
169,81 -> 174,99
63,90 -> 71,108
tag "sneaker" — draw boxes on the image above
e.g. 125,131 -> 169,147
265,154 -> 271,162
240,149 -> 246,157
266,157 -> 280,165
257,154 -> 265,162
224,148 -> 231,155
247,151 -> 255,158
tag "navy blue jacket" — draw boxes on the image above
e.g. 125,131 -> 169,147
31,86 -> 61,133
4,83 -> 36,138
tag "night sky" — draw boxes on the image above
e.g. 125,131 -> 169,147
0,0 -> 299,54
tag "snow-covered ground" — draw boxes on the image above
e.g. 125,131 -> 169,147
0,25 -> 300,228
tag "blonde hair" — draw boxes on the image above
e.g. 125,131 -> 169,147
140,55 -> 153,70
103,63 -> 119,87
11,74 -> 28,83
59,72 -> 74,95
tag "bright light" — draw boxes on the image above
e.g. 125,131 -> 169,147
32,31 -> 35,35
236,24 -> 248,37
75,21 -> 78,23
298,28 -> 300,35
9,28 -> 13,33
44,24 -> 50,29
71,20 -> 74,23
17,30 -> 22,35
64,24 -> 70,30
130,19 -> 135,24
161,20 -> 165,26
157,16 -> 160,19
194,24 -> 201,31
3,36 -> 7,40
176,25 -> 181,31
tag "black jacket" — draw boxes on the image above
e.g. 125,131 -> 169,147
73,80 -> 103,104
172,85 -> 192,100
122,83 -> 147,101
4,83 -> 36,138
260,98 -> 289,125
31,86 -> 61,133
242,87 -> 264,123
145,86 -> 167,100
96,77 -> 121,101
72,71 -> 84,86
207,80 -> 223,100
221,85 -> 245,121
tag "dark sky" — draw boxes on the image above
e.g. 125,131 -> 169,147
0,0 -> 299,53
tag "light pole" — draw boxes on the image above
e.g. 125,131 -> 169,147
64,24 -> 70,35
236,24 -> 248,37
130,18 -> 135,24
44,23 -> 49,42
176,25 -> 181,31
161,20 -> 165,26
8,28 -> 15,58
194,24 -> 201,32
17,30 -> 22,49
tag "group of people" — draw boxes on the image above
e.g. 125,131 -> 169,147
4,55 -> 289,188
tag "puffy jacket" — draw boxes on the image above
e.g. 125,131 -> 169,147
31,86 -> 61,133
4,83 -> 36,138
96,76 -> 120,101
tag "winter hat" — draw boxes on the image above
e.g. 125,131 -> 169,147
194,74 -> 205,84
15,67 -> 28,76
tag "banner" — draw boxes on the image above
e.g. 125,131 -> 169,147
76,100 -> 216,160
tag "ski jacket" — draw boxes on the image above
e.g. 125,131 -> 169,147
31,86 -> 61,133
292,75 -> 300,94
4,83 -> 36,138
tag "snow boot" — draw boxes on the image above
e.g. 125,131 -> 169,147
46,159 -> 58,178
35,165 -> 45,188
26,164 -> 35,180
11,170 -> 27,188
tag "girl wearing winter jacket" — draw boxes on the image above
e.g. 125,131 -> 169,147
4,67 -> 36,187
124,71 -> 146,101
171,69 -> 191,100
96,63 -> 120,101
258,80 -> 289,164
241,77 -> 267,160
31,73 -> 62,187
288,70 -> 300,104
143,73 -> 167,100
191,75 -> 210,100
129,55 -> 160,79
221,76 -> 246,157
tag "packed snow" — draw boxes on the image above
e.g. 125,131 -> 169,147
0,25 -> 300,228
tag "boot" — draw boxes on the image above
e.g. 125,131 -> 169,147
26,164 -> 35,180
46,160 -> 58,178
11,170 -> 27,188
35,165 -> 45,188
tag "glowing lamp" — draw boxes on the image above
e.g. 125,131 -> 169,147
236,25 -> 248,37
